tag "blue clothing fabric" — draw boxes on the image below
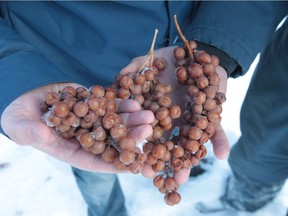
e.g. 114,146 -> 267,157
227,19 -> 288,211
72,167 -> 127,216
0,1 -> 287,134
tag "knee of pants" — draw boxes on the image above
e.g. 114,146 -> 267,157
71,167 -> 119,195
228,137 -> 288,186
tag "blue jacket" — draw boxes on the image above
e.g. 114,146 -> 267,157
0,1 -> 287,134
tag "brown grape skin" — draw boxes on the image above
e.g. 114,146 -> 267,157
208,72 -> 220,86
207,110 -> 221,123
196,76 -> 209,90
195,51 -> 211,64
119,136 -> 136,151
194,115 -> 208,130
203,98 -> 217,111
119,75 -> 133,90
164,141 -> 174,151
104,89 -> 116,101
158,95 -> 172,107
211,55 -> 220,67
171,158 -> 183,171
63,96 -> 77,110
154,58 -> 167,71
152,160 -> 166,172
90,85 -> 105,97
203,85 -> 217,99
193,91 -> 206,105
101,147 -> 118,163
110,124 -> 127,140
149,102 -> 161,113
62,112 -> 78,126
142,142 -> 154,153
188,126 -> 203,140
186,85 -> 199,97
73,101 -> 89,118
119,150 -> 135,165
164,177 -> 177,191
185,139 -> 200,152
159,116 -> 172,128
52,101 -> 70,118
117,88 -> 131,99
164,191 -> 181,206
79,132 -> 95,148
56,123 -> 70,133
188,63 -> 203,79
128,161 -> 143,174
87,96 -> 100,111
152,126 -> 164,140
191,104 -> 203,114
153,175 -> 165,188
45,92 -> 60,106
133,94 -> 145,105
155,107 -> 169,121
90,141 -> 106,155
172,146 -> 184,158
174,47 -> 186,60
144,69 -> 155,81
203,63 -> 215,76
134,74 -> 146,85
169,105 -> 181,119
146,152 -> 157,165
130,84 -> 142,95
152,144 -> 167,160
92,126 -> 107,141
62,86 -> 77,97
102,112 -> 121,129
176,66 -> 188,83
45,112 -> 62,127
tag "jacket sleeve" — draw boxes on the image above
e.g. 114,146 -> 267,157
0,17 -> 68,135
183,1 -> 288,78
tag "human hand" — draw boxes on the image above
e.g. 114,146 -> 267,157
1,83 -> 154,173
120,46 -> 229,184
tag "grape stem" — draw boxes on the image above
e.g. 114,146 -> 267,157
173,15 -> 193,57
138,29 -> 159,72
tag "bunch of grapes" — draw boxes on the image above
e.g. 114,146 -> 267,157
41,16 -> 226,206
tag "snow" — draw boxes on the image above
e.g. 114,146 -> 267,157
0,56 -> 287,216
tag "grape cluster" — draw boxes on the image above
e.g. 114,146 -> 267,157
42,84 -> 148,174
41,19 -> 226,206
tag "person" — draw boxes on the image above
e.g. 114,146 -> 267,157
196,16 -> 288,214
0,1 -> 287,215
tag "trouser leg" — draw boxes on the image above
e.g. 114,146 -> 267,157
226,20 -> 288,211
72,167 -> 127,216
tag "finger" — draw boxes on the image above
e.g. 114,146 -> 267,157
119,57 -> 145,75
210,124 -> 230,160
120,110 -> 155,128
116,98 -> 142,113
7,120 -> 52,145
173,168 -> 191,185
127,125 -> 153,144
33,137 -> 130,174
141,163 -> 157,179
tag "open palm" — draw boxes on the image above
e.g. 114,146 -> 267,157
1,82 -> 155,173
120,46 -> 230,183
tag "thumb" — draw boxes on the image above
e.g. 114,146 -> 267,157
119,57 -> 144,75
7,119 -> 51,145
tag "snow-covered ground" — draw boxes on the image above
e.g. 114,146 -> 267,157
0,56 -> 287,216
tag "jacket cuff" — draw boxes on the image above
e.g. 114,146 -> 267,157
196,41 -> 241,78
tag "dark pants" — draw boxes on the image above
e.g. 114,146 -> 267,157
72,167 -> 127,216
226,19 -> 288,211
